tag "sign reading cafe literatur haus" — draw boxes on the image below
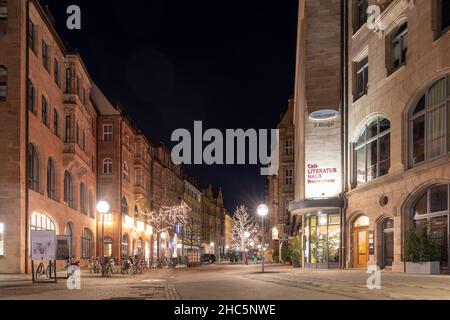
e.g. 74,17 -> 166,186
304,111 -> 341,199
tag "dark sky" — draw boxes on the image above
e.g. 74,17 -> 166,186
45,0 -> 298,213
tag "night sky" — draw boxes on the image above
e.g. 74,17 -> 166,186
45,0 -> 299,213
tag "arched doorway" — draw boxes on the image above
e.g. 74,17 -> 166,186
104,237 -> 113,257
381,218 -> 394,268
121,234 -> 129,259
352,215 -> 369,268
65,222 -> 74,258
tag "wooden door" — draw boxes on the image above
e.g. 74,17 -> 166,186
353,227 -> 369,268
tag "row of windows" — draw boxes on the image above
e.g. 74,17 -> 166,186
101,158 -> 130,182
354,75 -> 450,187
352,2 -> 450,102
28,143 -> 94,217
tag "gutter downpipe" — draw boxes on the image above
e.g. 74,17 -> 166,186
25,0 -> 30,274
340,0 -> 349,270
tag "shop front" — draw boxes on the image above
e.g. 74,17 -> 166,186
304,209 -> 341,269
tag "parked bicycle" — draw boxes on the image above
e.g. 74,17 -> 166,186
35,258 -> 54,279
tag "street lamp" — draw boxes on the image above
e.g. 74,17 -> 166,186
243,231 -> 250,265
257,204 -> 268,273
96,200 -> 110,277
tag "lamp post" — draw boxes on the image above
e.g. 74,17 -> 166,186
243,231 -> 250,265
257,204 -> 268,273
96,200 -> 110,277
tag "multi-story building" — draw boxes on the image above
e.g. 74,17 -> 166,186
343,0 -> 450,271
267,98 -> 295,257
289,0 -> 450,272
0,0 -> 98,273
289,0 -> 344,269
182,176 -> 203,253
201,185 -> 225,257
91,86 -> 153,262
224,211 -> 234,253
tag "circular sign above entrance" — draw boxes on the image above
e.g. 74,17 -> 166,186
308,109 -> 339,121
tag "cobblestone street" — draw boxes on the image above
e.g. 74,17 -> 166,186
1,264 -> 450,300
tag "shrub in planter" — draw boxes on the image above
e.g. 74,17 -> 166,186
405,225 -> 440,275
289,236 -> 302,268
280,241 -> 290,264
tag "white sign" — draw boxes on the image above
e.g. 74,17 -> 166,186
309,109 -> 339,121
304,112 -> 342,198
31,230 -> 56,261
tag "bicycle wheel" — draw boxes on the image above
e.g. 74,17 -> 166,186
36,263 -> 44,279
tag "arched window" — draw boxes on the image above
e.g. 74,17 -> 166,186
409,75 -> 450,165
123,162 -> 129,181
30,212 -> 55,231
81,228 -> 93,259
410,184 -> 450,267
0,65 -> 6,100
65,68 -> 72,94
102,158 -> 112,174
47,158 -> 56,199
354,117 -> 390,185
65,222 -> 74,257
28,143 -> 40,191
134,205 -> 139,218
64,171 -> 74,208
121,197 -> 128,215
121,234 -> 129,259
80,182 -> 86,214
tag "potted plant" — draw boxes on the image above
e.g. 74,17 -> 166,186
404,225 -> 440,275
289,236 -> 302,268
280,241 -> 290,264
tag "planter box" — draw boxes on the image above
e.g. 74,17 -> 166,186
405,261 -> 440,275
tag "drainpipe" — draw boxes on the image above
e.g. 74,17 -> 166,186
340,0 -> 349,270
119,118 -> 123,261
24,0 -> 30,275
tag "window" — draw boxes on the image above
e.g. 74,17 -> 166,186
0,1 -> 7,21
64,171 -> 74,208
53,109 -> 59,136
81,228 -> 93,259
65,115 -> 71,142
42,41 -> 49,71
389,22 -> 408,74
65,222 -> 74,257
30,212 -> 55,231
76,122 -> 80,145
354,0 -> 368,32
354,56 -> 368,101
438,0 -> 450,37
410,184 -> 450,267
80,182 -> 86,214
76,76 -> 80,97
47,158 -> 56,199
27,79 -> 36,113
409,76 -> 450,165
354,117 -> 390,185
285,169 -> 293,185
103,158 -> 112,174
65,68 -> 71,93
28,143 -> 40,191
285,139 -> 293,156
103,124 -> 113,141
123,162 -> 129,181
0,223 -> 4,256
121,197 -> 128,215
28,20 -> 36,53
0,66 -> 6,100
41,96 -> 48,126
121,234 -> 129,259
54,59 -> 59,86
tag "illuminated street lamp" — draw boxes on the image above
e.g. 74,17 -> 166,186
257,204 -> 268,273
96,200 -> 110,277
